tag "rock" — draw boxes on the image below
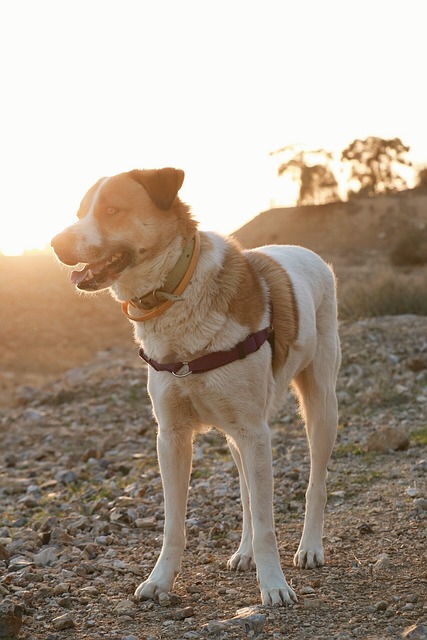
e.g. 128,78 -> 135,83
406,487 -> 419,497
402,623 -> 427,639
0,544 -> 9,561
52,613 -> 76,630
304,597 -> 321,608
54,469 -> 77,484
16,385 -> 39,404
0,603 -> 23,639
135,516 -> 157,529
114,599 -> 135,616
366,426 -> 409,452
413,498 -> 427,510
157,591 -> 182,607
206,608 -> 266,636
33,547 -> 58,566
22,408 -> 45,422
413,459 -> 427,474
158,592 -> 172,607
373,553 -> 390,573
174,607 -> 195,620
358,522 -> 375,535
300,586 -> 316,595
50,527 -> 74,545
53,582 -> 70,596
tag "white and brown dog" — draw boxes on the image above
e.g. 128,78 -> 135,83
51,167 -> 341,606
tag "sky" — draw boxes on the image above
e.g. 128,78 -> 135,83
0,0 -> 426,255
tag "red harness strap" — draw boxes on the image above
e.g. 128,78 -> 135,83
139,304 -> 274,378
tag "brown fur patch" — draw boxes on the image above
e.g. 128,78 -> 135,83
212,236 -> 265,333
245,251 -> 299,374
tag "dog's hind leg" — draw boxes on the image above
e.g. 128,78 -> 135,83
135,424 -> 193,600
293,329 -> 340,569
227,438 -> 256,572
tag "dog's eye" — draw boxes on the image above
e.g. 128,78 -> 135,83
106,207 -> 117,215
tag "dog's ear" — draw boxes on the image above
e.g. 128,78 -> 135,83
129,168 -> 185,211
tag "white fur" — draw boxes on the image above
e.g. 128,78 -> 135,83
73,177 -> 109,252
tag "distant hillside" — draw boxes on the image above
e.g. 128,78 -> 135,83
233,190 -> 427,266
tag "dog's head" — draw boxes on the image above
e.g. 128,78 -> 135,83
51,167 -> 189,292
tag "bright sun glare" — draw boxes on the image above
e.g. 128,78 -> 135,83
1,1 -> 426,256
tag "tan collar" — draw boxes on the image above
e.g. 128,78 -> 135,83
121,232 -> 200,322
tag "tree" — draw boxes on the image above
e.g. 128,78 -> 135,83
341,136 -> 411,198
415,165 -> 427,191
298,164 -> 340,206
277,148 -> 339,205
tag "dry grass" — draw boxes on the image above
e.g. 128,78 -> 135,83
339,266 -> 427,319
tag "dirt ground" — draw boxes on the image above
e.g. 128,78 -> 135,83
0,315 -> 426,640
0,254 -> 132,407
0,195 -> 426,639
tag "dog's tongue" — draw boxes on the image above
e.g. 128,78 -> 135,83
71,265 -> 90,285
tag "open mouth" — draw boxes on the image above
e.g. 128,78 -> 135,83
71,251 -> 132,291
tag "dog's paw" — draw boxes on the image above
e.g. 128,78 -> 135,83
293,544 -> 324,569
227,551 -> 256,572
260,580 -> 297,607
134,577 -> 174,601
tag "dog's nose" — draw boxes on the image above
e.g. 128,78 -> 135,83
51,232 -> 78,266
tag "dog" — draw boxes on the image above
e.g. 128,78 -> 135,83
51,167 -> 341,606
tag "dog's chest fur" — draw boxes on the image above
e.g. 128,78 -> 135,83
132,232 -> 300,430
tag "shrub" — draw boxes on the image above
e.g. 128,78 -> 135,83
390,229 -> 427,266
339,274 -> 427,319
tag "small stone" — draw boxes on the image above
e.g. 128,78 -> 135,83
16,385 -> 38,403
300,586 -> 316,595
413,498 -> 427,510
402,623 -> 427,639
366,426 -> 409,452
373,553 -> 390,572
52,613 -> 76,630
135,516 -> 157,529
206,611 -> 266,635
158,592 -> 171,607
0,603 -> 23,639
53,583 -> 70,596
406,487 -> 419,497
33,547 -> 58,566
304,597 -> 321,608
23,408 -> 45,421
4,453 -> 18,468
358,522 -> 375,535
55,470 -> 77,484
174,606 -> 194,620
51,527 -> 74,545
0,544 -> 9,561
79,586 -> 99,596
82,448 -> 101,462
114,599 -> 135,616
374,600 -> 388,611
414,459 -> 427,472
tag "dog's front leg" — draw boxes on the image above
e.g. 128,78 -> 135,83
227,438 -> 255,571
232,424 -> 297,607
135,425 -> 193,600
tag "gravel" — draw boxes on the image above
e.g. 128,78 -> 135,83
0,315 -> 426,639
